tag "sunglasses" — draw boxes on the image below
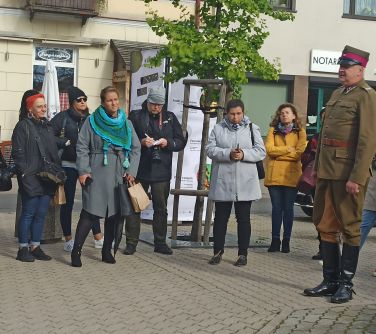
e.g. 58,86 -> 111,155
75,97 -> 87,103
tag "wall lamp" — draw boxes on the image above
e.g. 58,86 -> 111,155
95,58 -> 100,67
4,51 -> 9,61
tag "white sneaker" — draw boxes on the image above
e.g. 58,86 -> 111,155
94,237 -> 104,249
63,239 -> 75,252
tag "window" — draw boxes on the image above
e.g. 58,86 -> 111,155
269,0 -> 295,11
33,45 -> 77,110
344,0 -> 376,18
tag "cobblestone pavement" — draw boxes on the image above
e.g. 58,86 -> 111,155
0,200 -> 375,333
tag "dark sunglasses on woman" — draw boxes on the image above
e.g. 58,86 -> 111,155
76,97 -> 87,103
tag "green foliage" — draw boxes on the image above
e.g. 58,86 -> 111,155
142,0 -> 294,96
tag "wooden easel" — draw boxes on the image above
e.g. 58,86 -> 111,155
170,79 -> 227,243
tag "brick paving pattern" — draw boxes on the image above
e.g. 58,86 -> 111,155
0,206 -> 375,333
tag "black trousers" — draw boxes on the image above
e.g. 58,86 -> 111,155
73,209 -> 118,250
213,201 -> 252,256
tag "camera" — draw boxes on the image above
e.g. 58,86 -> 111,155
151,147 -> 161,162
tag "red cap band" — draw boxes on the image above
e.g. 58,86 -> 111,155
26,93 -> 45,110
342,52 -> 368,67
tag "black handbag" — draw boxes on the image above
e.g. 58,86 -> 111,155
26,119 -> 66,185
250,123 -> 265,180
118,181 -> 135,217
0,151 -> 13,191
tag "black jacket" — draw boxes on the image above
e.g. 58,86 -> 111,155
129,101 -> 187,182
11,118 -> 60,197
50,108 -> 89,162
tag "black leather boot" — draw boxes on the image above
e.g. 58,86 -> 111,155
331,244 -> 359,304
102,217 -> 116,264
71,244 -> 82,267
268,239 -> 281,252
304,241 -> 340,297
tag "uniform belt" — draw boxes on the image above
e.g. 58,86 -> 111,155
322,138 -> 353,148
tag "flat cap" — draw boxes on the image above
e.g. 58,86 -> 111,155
147,86 -> 166,105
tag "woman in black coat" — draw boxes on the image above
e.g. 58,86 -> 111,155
51,87 -> 103,252
11,90 -> 60,262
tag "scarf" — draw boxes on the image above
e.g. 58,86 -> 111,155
224,116 -> 247,131
275,122 -> 296,136
89,105 -> 132,168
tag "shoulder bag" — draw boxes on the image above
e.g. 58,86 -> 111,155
26,119 -> 66,185
249,123 -> 265,180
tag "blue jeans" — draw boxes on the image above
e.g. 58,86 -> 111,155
60,167 -> 101,237
18,194 -> 51,247
360,209 -> 376,249
268,186 -> 298,240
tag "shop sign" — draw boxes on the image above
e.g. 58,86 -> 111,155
112,70 -> 127,83
35,47 -> 73,63
310,49 -> 341,73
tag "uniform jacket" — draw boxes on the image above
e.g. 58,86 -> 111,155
206,118 -> 266,202
129,101 -> 186,182
314,80 -> 376,186
76,118 -> 141,218
50,107 -> 89,162
11,117 -> 60,197
264,127 -> 307,187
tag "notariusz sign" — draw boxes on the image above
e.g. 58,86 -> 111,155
310,49 -> 341,73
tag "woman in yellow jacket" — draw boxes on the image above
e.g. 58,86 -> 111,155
264,103 -> 307,253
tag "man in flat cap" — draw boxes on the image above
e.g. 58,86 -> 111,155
125,86 -> 186,255
304,46 -> 376,303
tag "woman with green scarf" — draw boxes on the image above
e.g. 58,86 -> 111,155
71,86 -> 141,267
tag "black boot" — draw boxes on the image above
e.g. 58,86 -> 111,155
281,238 -> 290,253
102,216 -> 116,264
102,248 -> 116,264
304,241 -> 340,297
331,244 -> 359,304
268,239 -> 281,252
71,244 -> 82,267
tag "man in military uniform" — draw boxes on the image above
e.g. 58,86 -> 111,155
304,45 -> 376,303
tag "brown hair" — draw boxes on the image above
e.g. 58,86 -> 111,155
269,103 -> 303,130
100,86 -> 119,103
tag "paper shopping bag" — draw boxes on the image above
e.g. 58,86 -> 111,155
128,182 -> 150,213
54,184 -> 66,205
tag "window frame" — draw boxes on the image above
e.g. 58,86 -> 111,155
343,0 -> 376,21
270,0 -> 296,12
32,44 -> 77,92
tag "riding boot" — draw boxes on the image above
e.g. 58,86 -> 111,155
304,241 -> 340,296
331,244 -> 359,304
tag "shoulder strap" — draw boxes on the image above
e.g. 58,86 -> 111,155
60,112 -> 68,137
25,119 -> 47,159
249,123 -> 255,146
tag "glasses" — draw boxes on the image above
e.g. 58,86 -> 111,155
75,97 -> 87,103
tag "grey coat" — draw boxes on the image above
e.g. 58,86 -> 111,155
206,118 -> 266,202
76,118 -> 141,217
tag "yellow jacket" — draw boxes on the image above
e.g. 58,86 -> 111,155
264,127 -> 307,187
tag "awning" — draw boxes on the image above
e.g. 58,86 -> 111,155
110,39 -> 162,65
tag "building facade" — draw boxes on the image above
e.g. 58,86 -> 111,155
0,0 -> 376,140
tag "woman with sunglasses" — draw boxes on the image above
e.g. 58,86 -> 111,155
51,87 -> 103,252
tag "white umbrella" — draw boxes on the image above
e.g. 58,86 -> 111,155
42,59 -> 60,120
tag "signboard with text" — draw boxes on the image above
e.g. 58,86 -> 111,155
310,49 -> 341,73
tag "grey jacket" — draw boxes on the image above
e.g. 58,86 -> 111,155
76,118 -> 141,217
206,117 -> 266,202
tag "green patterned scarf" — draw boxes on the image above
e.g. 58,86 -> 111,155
89,105 -> 132,168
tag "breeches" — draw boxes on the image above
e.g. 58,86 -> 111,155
313,179 -> 367,246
